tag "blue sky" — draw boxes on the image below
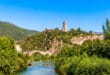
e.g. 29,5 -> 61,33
0,0 -> 110,32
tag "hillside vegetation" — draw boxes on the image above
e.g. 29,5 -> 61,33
0,21 -> 38,40
20,28 -> 90,51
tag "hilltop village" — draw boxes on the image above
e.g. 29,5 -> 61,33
16,20 -> 104,56
61,20 -> 104,45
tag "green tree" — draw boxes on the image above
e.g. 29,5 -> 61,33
0,37 -> 28,74
103,19 -> 110,39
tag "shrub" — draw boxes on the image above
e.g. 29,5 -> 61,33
55,54 -> 110,75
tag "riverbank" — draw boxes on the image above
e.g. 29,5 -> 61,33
12,61 -> 57,75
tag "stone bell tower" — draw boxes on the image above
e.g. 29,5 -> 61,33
62,20 -> 67,32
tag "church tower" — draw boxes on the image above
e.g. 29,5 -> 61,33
62,20 -> 67,32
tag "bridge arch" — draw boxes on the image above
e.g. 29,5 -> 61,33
32,52 -> 44,61
23,50 -> 51,56
32,52 -> 42,56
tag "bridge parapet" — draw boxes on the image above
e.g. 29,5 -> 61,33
23,50 -> 53,56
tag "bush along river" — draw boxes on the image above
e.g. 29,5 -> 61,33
12,61 -> 57,75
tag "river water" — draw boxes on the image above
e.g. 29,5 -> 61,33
13,61 -> 57,75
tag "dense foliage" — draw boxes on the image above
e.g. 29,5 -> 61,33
81,40 -> 110,58
55,54 -> 110,75
0,37 -> 28,74
32,53 -> 51,61
0,21 -> 38,40
55,39 -> 110,75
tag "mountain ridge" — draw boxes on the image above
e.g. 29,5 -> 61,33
0,21 -> 38,40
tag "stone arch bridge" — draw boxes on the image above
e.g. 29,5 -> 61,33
23,50 -> 55,56
15,44 -> 56,56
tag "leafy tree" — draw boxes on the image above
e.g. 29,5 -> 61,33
0,37 -> 28,74
57,44 -> 81,57
103,19 -> 110,39
82,39 -> 110,58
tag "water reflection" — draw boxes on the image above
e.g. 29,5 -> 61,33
13,61 -> 57,75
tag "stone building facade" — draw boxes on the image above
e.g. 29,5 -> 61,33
62,20 -> 67,32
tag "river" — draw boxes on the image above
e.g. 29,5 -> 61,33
13,61 -> 57,75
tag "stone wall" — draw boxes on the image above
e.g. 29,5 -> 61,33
71,34 -> 104,45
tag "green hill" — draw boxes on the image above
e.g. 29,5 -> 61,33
0,21 -> 38,40
20,28 -> 90,51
